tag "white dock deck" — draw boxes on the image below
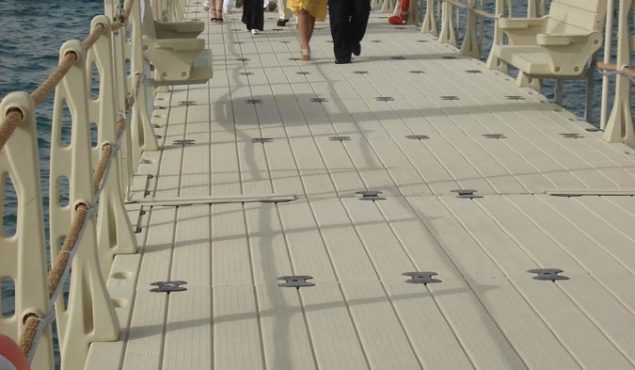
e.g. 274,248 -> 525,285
87,4 -> 635,369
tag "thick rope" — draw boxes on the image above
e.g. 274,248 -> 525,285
0,110 -> 23,154
31,53 -> 78,107
112,0 -> 136,31
93,144 -> 114,194
115,115 -> 127,139
18,314 -> 40,357
82,23 -> 106,51
47,203 -> 89,297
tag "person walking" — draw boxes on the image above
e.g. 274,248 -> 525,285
288,0 -> 327,60
328,0 -> 370,63
242,0 -> 265,34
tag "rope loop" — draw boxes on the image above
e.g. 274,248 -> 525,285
18,313 -> 40,357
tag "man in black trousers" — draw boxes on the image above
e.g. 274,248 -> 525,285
328,0 -> 370,64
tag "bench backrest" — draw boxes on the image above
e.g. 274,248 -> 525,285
546,0 -> 607,34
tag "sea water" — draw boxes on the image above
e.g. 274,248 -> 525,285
0,0 -> 628,368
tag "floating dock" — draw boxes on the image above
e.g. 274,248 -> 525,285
87,6 -> 635,370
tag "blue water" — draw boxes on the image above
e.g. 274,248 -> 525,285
0,0 -> 629,368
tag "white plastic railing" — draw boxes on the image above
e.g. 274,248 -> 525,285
0,0 -> 184,368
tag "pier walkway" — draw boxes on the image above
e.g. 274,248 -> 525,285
88,4 -> 635,370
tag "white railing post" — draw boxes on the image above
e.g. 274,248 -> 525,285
527,0 -> 536,17
107,0 -> 135,193
0,92 -> 54,370
49,39 -> 119,370
486,0 -> 510,70
460,0 -> 481,58
421,0 -> 438,34
439,0 -> 457,45
87,15 -> 138,279
604,0 -> 635,146
600,0 -> 616,130
129,0 -> 159,167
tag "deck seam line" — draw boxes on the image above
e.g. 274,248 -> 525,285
436,196 -> 579,369
372,201 -> 479,369
233,22 -> 270,370
475,198 -> 635,365
425,53 -> 627,188
263,31 -> 376,368
251,31 -> 321,369
364,52 -> 555,194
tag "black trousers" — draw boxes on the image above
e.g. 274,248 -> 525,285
242,0 -> 264,31
328,0 -> 370,61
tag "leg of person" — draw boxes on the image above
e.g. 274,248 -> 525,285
246,0 -> 264,32
297,10 -> 316,59
215,0 -> 224,21
328,0 -> 353,63
351,0 -> 370,55
276,0 -> 291,26
242,0 -> 251,29
211,0 -> 219,21
254,0 -> 265,31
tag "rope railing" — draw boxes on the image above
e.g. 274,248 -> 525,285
443,0 -> 499,19
597,62 -> 635,81
0,0 -> 136,154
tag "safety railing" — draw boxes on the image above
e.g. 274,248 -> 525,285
0,0 -> 185,369
600,0 -> 635,147
418,0 -> 635,148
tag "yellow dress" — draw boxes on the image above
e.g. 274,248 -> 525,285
287,0 -> 327,21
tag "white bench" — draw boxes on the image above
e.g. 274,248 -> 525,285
489,0 -> 607,78
142,3 -> 212,85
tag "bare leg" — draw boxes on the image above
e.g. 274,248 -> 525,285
297,10 -> 316,60
215,0 -> 224,19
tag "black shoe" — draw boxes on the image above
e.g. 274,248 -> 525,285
276,19 -> 289,27
352,43 -> 361,56
335,58 -> 352,64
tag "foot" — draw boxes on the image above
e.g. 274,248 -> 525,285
335,58 -> 351,64
251,29 -> 262,35
276,19 -> 289,27
301,48 -> 311,61
352,43 -> 361,56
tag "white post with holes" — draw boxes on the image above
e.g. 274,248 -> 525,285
486,0 -> 509,70
130,0 -> 159,168
49,39 -> 119,370
604,0 -> 635,146
421,0 -> 438,34
438,0 -> 457,45
0,92 -> 54,370
600,0 -> 616,130
106,0 -> 136,192
87,16 -> 138,279
460,0 -> 481,58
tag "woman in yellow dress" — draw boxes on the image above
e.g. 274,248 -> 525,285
287,0 -> 327,60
